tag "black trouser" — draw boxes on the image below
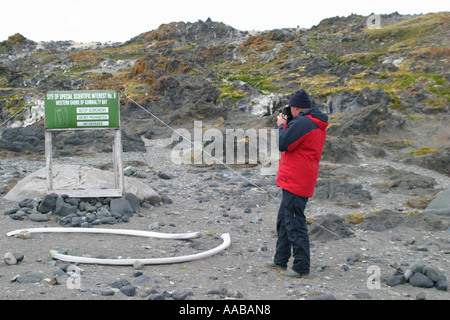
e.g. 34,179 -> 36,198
274,189 -> 310,274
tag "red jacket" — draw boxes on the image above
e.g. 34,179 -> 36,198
276,107 -> 328,197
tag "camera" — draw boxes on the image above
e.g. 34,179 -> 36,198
278,105 -> 293,123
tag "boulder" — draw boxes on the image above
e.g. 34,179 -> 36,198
4,164 -> 161,204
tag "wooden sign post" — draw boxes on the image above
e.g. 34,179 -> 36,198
44,90 -> 124,198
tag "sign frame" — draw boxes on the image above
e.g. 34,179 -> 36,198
44,90 -> 124,198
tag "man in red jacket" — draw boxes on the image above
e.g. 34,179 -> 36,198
266,89 -> 328,278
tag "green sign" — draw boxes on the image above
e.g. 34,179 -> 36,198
45,90 -> 120,129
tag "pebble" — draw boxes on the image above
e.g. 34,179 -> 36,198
101,288 -> 115,296
409,259 -> 425,274
416,292 -> 427,300
135,274 -> 151,285
159,172 -> 171,179
147,292 -> 165,300
435,279 -> 448,291
307,294 -> 336,300
28,213 -> 50,222
111,278 -> 131,289
386,275 -> 405,287
4,252 -> 17,265
120,285 -> 136,297
16,274 -> 43,284
409,273 -> 434,288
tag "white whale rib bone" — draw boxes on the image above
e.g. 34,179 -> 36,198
49,233 -> 231,265
6,227 -> 230,265
6,227 -> 202,240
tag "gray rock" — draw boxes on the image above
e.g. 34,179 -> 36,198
111,278 -> 130,289
18,198 -> 33,208
4,207 -> 18,215
409,259 -> 425,274
361,209 -> 405,231
404,269 -> 413,281
16,274 -> 43,283
96,207 -> 111,217
147,293 -> 165,300
110,199 -> 133,217
101,288 -> 115,296
123,166 -> 135,176
71,217 -> 83,227
409,273 -> 434,288
307,294 -> 337,300
159,172 -> 171,179
435,279 -> 448,291
425,188 -> 450,215
424,267 -> 446,282
13,252 -> 24,263
135,274 -> 151,285
125,193 -> 141,212
386,275 -> 405,287
55,197 -> 77,216
120,285 -> 136,297
416,292 -> 427,300
28,213 -> 50,222
308,214 -> 353,241
100,217 -> 117,225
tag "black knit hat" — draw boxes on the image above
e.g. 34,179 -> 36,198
289,89 -> 312,108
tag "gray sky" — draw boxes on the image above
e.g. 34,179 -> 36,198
1,0 -> 448,43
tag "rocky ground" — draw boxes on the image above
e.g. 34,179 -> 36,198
0,132 -> 449,301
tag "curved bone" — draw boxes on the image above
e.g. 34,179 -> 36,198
49,233 -> 231,265
7,227 -> 202,240
7,227 -> 230,265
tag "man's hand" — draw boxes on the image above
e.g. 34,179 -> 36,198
277,113 -> 287,127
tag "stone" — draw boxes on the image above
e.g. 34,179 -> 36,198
125,193 -> 141,212
307,294 -> 337,300
4,207 -> 18,215
123,166 -> 135,176
360,209 -> 405,231
135,274 -> 151,285
4,252 -> 17,265
16,273 -> 43,283
424,267 -> 446,282
435,279 -> 447,291
133,260 -> 144,270
120,285 -> 136,297
386,275 -> 405,287
100,217 -> 117,225
416,292 -> 427,300
425,188 -> 450,215
111,278 -> 130,289
101,288 -> 115,296
4,164 -> 162,204
96,207 -> 111,217
29,213 -> 50,222
404,269 -> 413,281
409,273 -> 434,288
38,194 -> 57,213
13,252 -> 24,263
55,197 -> 77,217
409,259 -> 425,274
159,172 -> 171,179
147,293 -> 165,300
110,199 -> 133,217
18,198 -> 33,208
308,214 -> 354,241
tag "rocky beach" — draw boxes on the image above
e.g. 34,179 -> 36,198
0,12 -> 449,301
